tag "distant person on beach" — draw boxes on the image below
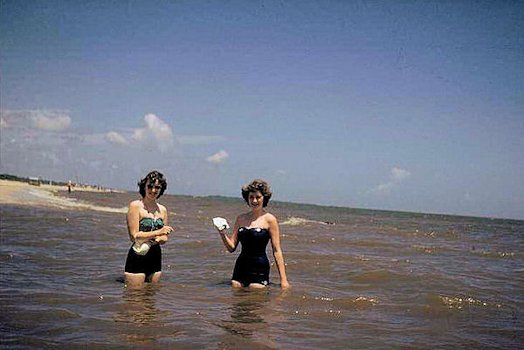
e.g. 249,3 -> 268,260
215,179 -> 290,289
124,170 -> 174,287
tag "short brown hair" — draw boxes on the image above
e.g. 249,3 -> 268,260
138,170 -> 167,198
241,179 -> 272,207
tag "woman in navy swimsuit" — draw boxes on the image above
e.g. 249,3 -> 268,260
216,179 -> 290,289
124,170 -> 174,287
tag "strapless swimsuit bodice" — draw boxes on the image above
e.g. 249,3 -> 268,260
139,217 -> 164,232
238,227 -> 270,256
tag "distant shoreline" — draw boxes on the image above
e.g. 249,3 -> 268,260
0,173 -> 120,192
0,178 -> 123,208
1,177 -> 520,222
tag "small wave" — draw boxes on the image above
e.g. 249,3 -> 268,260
322,296 -> 379,308
281,216 -> 334,226
407,293 -> 505,318
471,250 -> 516,259
424,293 -> 503,313
426,230 -> 458,238
411,244 -> 439,254
352,296 -> 379,306
437,295 -> 502,310
295,294 -> 379,315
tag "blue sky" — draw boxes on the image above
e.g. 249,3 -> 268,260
1,0 -> 523,219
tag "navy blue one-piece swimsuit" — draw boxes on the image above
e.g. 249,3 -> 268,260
232,227 -> 270,286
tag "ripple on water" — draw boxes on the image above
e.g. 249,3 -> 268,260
470,250 -> 517,259
410,244 -> 442,254
283,292 -> 379,320
438,295 -> 503,310
422,293 -> 504,315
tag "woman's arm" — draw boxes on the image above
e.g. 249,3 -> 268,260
268,214 -> 290,289
127,201 -> 172,242
218,216 -> 240,253
155,204 -> 170,244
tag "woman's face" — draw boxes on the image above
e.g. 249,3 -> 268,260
145,180 -> 162,200
248,191 -> 264,209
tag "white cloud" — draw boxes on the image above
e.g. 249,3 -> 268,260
132,113 -> 174,152
0,109 -> 233,192
0,109 -> 71,131
144,113 -> 173,142
0,110 -> 77,150
373,182 -> 394,194
106,131 -> 128,145
391,167 -> 411,181
33,113 -> 71,131
371,166 -> 411,195
81,133 -> 109,145
133,128 -> 146,141
206,150 -> 229,164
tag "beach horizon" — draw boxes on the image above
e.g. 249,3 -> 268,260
1,176 -> 521,222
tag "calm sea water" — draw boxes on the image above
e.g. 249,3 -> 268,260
1,191 -> 522,349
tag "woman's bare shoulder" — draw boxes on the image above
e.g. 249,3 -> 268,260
158,203 -> 168,213
128,200 -> 143,209
264,212 -> 278,223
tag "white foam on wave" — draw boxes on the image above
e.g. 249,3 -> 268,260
281,216 -> 332,226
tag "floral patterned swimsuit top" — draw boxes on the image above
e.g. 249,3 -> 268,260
139,217 -> 164,233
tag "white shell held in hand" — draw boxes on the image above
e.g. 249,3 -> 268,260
132,241 -> 152,255
212,217 -> 230,231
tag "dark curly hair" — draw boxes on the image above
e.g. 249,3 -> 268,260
241,179 -> 272,207
138,170 -> 167,198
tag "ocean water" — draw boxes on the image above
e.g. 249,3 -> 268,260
1,191 -> 522,349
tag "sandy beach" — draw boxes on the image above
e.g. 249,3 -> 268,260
0,179 -> 126,212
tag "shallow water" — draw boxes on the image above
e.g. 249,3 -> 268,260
1,192 -> 523,349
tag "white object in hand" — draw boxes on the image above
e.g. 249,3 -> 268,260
213,217 -> 230,231
132,241 -> 152,255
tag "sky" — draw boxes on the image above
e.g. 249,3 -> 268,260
1,0 -> 523,220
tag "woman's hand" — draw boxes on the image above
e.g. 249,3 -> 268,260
154,225 -> 173,244
217,227 -> 228,235
155,235 -> 169,244
281,280 -> 291,289
159,225 -> 174,236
